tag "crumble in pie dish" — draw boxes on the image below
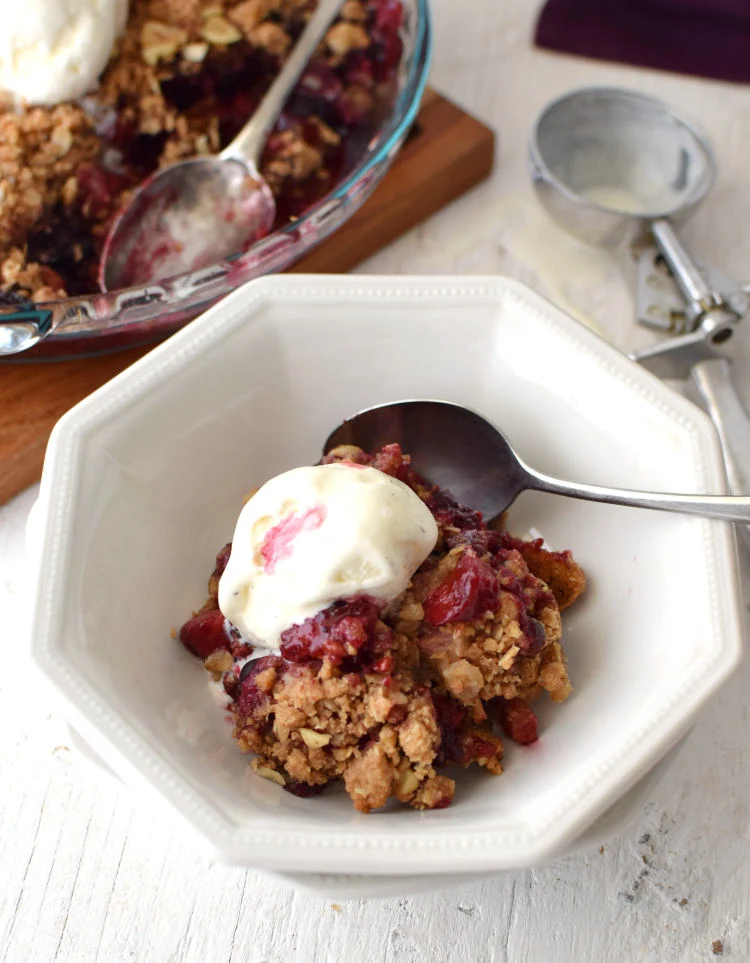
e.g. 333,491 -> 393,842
177,443 -> 586,813
0,0 -> 405,305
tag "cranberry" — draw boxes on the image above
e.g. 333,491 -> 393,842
373,654 -> 394,673
445,528 -> 503,557
280,597 -> 392,667
179,609 -> 231,659
370,442 -> 408,479
373,0 -> 404,34
295,63 -> 343,103
343,52 -> 375,89
283,780 -> 328,798
500,533 -> 542,554
461,732 -> 502,765
237,655 -> 285,715
518,616 -> 546,655
160,72 -> 205,110
387,704 -> 408,725
372,31 -> 403,81
500,699 -> 539,746
212,543 -> 232,582
76,164 -> 130,217
130,133 -> 170,172
432,692 -> 467,766
425,489 -> 483,531
25,208 -> 99,296
423,553 -> 499,626
223,674 -> 240,702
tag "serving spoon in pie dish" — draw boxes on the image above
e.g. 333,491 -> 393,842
99,0 -> 345,291
324,399 -> 750,523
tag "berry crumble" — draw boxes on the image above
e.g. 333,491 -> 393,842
0,0 -> 404,304
178,443 -> 586,813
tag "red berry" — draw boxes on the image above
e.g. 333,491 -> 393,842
237,655 -> 285,716
76,164 -> 126,218
179,609 -> 230,659
373,0 -> 404,34
283,780 -> 328,798
461,732 -> 502,765
425,489 -> 483,530
343,52 -> 374,89
432,692 -> 467,765
296,63 -> 343,102
212,543 -> 232,581
372,31 -> 403,81
280,597 -> 392,667
373,654 -> 394,674
423,553 -> 499,626
500,699 -> 539,746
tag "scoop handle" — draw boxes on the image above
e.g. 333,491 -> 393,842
689,358 -> 750,545
220,0 -> 346,166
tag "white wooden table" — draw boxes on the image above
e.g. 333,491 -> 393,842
2,2 -> 750,959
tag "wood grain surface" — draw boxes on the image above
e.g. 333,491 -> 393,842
2,2 -> 750,961
0,89 -> 494,508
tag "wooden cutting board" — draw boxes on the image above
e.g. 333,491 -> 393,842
0,89 -> 495,506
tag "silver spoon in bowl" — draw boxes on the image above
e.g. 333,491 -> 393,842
324,399 -> 750,524
99,0 -> 345,291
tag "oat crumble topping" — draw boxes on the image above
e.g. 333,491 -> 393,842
178,443 -> 586,813
0,0 -> 404,303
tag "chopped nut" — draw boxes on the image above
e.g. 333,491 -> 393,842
60,175 -> 78,207
398,600 -> 424,622
201,3 -> 225,16
249,22 -> 291,55
498,645 -> 520,670
50,126 -> 73,158
253,764 -> 286,786
299,728 -> 331,748
141,21 -> 188,66
204,649 -> 233,676
229,0 -> 275,35
396,768 -> 420,796
201,15 -> 243,45
325,22 -> 370,57
342,0 -> 367,22
182,42 -> 210,63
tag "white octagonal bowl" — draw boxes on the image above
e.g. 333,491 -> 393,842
28,274 -> 743,878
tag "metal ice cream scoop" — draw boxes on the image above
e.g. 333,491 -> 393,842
529,87 -> 750,522
324,399 -> 750,524
99,0 -> 345,291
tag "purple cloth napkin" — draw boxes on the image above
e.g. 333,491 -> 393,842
535,0 -> 750,83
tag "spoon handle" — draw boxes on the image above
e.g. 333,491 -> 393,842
220,0 -> 346,167
529,470 -> 750,524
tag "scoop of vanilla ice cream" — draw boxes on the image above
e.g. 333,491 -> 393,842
218,463 -> 439,650
0,0 -> 129,106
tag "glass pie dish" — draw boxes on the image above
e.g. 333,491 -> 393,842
0,0 -> 430,362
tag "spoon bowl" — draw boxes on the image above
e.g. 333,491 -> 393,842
99,157 -> 275,290
325,399 -> 750,525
